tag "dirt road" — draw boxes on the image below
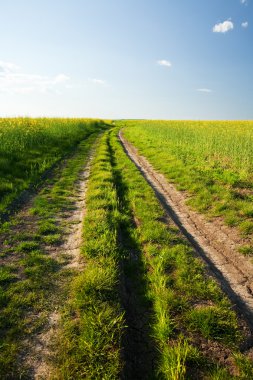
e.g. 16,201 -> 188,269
0,139 -> 95,379
27,153 -> 93,379
119,130 -> 253,333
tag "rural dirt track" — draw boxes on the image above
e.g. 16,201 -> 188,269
27,153 -> 92,379
119,130 -> 253,336
2,148 -> 95,379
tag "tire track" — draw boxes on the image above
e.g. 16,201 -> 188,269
119,130 -> 253,334
24,149 -> 94,379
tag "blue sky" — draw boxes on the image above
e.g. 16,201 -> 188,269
0,0 -> 252,119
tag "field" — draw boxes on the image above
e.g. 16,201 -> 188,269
0,118 -> 104,215
121,120 -> 253,254
1,118 -> 253,379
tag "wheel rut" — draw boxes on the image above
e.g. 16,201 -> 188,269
107,137 -> 156,379
119,130 -> 253,333
23,152 -> 93,379
0,140 -> 96,379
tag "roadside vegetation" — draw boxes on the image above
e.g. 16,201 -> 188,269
0,118 -> 103,217
118,120 -> 253,255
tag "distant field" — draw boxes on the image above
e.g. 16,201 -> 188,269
121,120 -> 253,253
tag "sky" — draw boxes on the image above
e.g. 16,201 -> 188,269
0,0 -> 252,119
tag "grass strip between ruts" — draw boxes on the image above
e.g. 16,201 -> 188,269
56,132 -> 125,379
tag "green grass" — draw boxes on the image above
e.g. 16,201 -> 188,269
57,127 -> 253,379
0,117 -> 105,216
185,306 -> 238,342
118,120 -> 253,248
56,133 -> 125,379
1,119 -> 253,378
0,125 -> 105,378
108,127 -> 252,378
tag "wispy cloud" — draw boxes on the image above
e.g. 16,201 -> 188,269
0,60 -> 70,94
240,0 -> 247,5
197,88 -> 212,93
89,78 -> 107,85
213,20 -> 234,33
242,21 -> 249,28
157,59 -> 172,68
53,74 -> 70,84
0,61 -> 20,74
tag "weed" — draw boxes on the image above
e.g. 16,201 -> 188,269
42,233 -> 61,245
239,220 -> 253,235
185,306 -> 239,344
238,245 -> 253,255
15,241 -> 40,253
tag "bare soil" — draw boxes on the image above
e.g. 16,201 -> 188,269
119,130 -> 253,335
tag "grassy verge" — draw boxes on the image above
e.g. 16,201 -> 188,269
0,125 -> 105,378
0,118 -> 105,217
117,120 -> 253,254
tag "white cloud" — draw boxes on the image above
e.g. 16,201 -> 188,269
0,61 -> 20,73
54,74 -> 70,84
157,59 -> 172,68
0,60 -> 70,94
242,21 -> 249,28
240,0 -> 247,5
89,78 -> 106,85
213,20 -> 234,33
197,88 -> 212,93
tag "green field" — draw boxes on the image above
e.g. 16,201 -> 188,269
121,120 -> 253,254
0,118 -> 253,379
0,118 -> 104,216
